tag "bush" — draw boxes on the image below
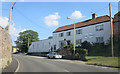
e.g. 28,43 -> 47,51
57,48 -> 72,56
81,41 -> 92,53
75,48 -> 88,61
81,37 -> 120,57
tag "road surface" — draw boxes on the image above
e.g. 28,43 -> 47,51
13,54 -> 118,72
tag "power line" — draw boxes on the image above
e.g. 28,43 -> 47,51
12,2 -> 16,11
14,7 -> 50,32
85,5 -> 109,20
12,8 -> 52,37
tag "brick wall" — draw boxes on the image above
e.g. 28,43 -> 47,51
0,26 -> 12,70
113,11 -> 120,38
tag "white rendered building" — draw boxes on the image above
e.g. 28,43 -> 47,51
28,14 -> 111,53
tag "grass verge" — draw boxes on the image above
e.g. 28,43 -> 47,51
85,56 -> 120,68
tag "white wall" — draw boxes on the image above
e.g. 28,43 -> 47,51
28,38 -> 53,53
28,21 -> 111,53
53,21 -> 111,50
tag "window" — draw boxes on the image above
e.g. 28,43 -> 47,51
54,45 -> 56,51
59,41 -> 64,47
100,25 -> 104,30
59,33 -> 64,37
76,29 -> 82,34
33,44 -> 34,49
96,37 -> 104,43
76,39 -> 82,45
66,31 -> 71,36
96,25 -> 104,31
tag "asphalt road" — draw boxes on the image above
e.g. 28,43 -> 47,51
13,54 -> 118,72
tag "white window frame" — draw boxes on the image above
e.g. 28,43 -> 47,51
96,37 -> 104,43
76,29 -> 82,35
59,33 -> 64,37
96,25 -> 104,31
66,31 -> 71,36
76,39 -> 82,45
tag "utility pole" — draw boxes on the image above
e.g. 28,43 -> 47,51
67,17 -> 76,55
109,3 -> 114,57
8,2 -> 13,33
73,20 -> 76,55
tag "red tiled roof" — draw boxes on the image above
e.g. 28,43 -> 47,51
53,15 -> 110,33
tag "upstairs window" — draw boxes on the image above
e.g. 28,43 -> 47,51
59,33 -> 64,37
96,25 -> 104,31
76,29 -> 82,34
66,31 -> 71,36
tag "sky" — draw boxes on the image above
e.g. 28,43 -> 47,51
0,2 -> 119,46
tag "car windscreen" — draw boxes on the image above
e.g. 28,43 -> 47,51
53,53 -> 59,55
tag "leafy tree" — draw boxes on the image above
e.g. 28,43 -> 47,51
15,30 -> 39,53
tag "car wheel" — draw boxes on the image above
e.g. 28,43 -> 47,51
48,56 -> 50,59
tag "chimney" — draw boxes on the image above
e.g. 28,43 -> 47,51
92,13 -> 97,19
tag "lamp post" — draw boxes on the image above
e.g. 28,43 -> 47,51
67,17 -> 76,55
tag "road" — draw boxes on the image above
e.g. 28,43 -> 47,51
13,54 -> 118,72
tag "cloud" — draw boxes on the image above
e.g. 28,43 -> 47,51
9,23 -> 26,37
70,11 -> 83,19
0,16 -> 26,37
20,29 -> 27,32
44,12 -> 60,27
0,16 -> 9,28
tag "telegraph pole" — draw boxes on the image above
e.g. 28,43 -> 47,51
109,3 -> 114,57
67,17 -> 76,55
8,2 -> 13,33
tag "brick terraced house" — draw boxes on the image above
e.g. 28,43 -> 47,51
113,11 -> 120,38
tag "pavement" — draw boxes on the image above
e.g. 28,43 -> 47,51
2,57 -> 18,73
1,54 -> 119,74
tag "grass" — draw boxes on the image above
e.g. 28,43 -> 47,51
17,53 -> 23,54
86,56 -> 120,68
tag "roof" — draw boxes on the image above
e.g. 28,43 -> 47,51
114,11 -> 120,16
53,15 -> 110,33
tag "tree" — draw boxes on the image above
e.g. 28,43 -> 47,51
15,30 -> 39,53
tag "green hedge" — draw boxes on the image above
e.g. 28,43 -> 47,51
81,36 -> 120,57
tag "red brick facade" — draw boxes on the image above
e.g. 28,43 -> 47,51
113,11 -> 120,38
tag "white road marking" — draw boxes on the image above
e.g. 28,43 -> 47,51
14,57 -> 20,73
25,56 -> 46,59
64,70 -> 70,72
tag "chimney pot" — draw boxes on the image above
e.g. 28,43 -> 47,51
92,13 -> 97,19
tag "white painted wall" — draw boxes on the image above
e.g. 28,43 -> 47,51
53,21 -> 111,50
28,38 -> 53,53
28,21 -> 111,53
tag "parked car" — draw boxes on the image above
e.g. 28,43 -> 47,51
47,52 -> 62,59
